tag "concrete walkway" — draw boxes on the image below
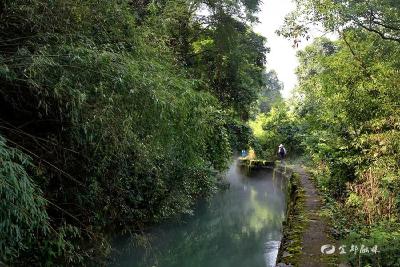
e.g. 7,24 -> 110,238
295,167 -> 332,267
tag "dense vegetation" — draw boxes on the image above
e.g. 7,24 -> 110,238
4,0 -> 398,266
264,0 -> 400,266
0,0 -> 276,265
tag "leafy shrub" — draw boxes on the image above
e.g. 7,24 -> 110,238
0,135 -> 50,263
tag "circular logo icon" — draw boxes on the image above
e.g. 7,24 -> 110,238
321,244 -> 336,254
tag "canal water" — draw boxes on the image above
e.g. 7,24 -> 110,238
111,161 -> 288,267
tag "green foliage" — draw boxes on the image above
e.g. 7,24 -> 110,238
0,135 -> 49,263
0,135 -> 83,265
274,1 -> 400,265
279,0 -> 400,44
294,31 -> 400,205
257,70 -> 283,114
250,101 -> 303,159
288,11 -> 400,267
0,0 -> 267,265
190,21 -> 268,119
339,222 -> 400,267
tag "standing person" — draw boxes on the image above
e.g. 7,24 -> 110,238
278,144 -> 286,162
247,147 -> 256,160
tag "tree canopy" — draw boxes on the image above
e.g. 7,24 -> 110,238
270,0 -> 400,265
0,0 -> 271,265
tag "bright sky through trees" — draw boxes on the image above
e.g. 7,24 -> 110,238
255,0 -> 297,99
255,0 -> 336,98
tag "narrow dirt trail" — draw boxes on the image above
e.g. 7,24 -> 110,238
294,166 -> 332,267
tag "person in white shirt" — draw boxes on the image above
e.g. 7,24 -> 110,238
278,144 -> 287,162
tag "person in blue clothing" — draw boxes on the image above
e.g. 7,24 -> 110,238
278,144 -> 287,162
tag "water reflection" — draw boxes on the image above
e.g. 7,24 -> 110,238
112,161 -> 287,267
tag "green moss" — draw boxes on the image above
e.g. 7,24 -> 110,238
277,173 -> 307,266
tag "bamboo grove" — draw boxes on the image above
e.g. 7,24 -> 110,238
0,0 -> 270,265
2,0 -> 400,266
